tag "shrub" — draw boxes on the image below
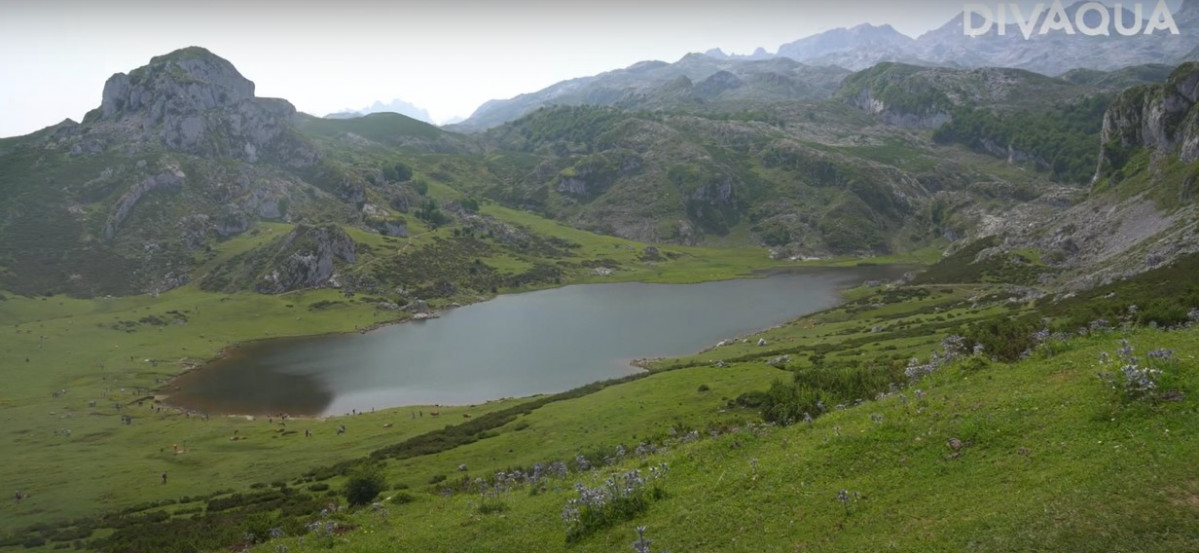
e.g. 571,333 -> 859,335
343,467 -> 387,507
562,465 -> 668,543
477,498 -> 508,514
963,318 -> 1039,362
1096,339 -> 1178,403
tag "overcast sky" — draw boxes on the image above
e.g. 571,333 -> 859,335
0,0 -> 1185,137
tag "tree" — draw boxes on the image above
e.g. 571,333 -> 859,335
416,199 -> 451,228
382,161 -> 414,183
393,162 -> 413,182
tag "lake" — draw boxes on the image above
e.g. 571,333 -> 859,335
165,266 -> 909,416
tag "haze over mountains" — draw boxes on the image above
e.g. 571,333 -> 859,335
457,0 -> 1199,130
717,0 -> 1199,73
325,98 -> 435,124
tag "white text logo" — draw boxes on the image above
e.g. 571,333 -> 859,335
963,0 -> 1180,38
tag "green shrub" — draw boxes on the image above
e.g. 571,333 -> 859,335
477,498 -> 508,514
344,466 -> 387,507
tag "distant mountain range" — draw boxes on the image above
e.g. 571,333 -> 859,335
456,0 -> 1199,130
735,0 -> 1199,73
450,55 -> 850,131
326,98 -> 434,124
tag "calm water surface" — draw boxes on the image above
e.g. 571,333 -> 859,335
166,266 -> 908,416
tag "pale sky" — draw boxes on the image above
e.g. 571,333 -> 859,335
0,0 -> 1185,137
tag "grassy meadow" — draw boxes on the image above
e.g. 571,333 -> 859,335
0,218 -> 807,544
2,222 -> 1197,552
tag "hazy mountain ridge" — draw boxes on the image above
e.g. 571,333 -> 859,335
728,0 -> 1199,74
325,98 -> 434,124
454,2 -> 1199,132
452,55 -> 851,131
3,46 -> 1196,299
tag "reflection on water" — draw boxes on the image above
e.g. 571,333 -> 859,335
166,266 -> 910,416
167,343 -> 335,415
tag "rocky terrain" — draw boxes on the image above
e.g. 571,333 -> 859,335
909,63 -> 1199,290
0,48 -> 438,297
3,46 -> 1198,301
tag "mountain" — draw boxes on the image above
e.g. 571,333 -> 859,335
777,23 -> 916,63
702,46 -> 774,60
898,62 -> 1199,288
4,46 -> 1194,300
707,0 -> 1199,75
327,98 -> 434,124
0,47 -> 473,297
452,54 -> 850,131
459,2 -> 1199,132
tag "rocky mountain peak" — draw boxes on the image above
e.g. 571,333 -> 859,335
99,47 -> 255,121
81,46 -> 315,166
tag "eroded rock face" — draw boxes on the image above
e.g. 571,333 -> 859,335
100,49 -> 254,120
255,224 -> 357,294
92,47 -> 318,167
103,166 -> 187,240
1098,62 -> 1199,176
842,86 -> 951,129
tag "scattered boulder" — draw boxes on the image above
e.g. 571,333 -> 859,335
767,355 -> 791,368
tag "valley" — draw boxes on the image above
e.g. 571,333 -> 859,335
2,7 -> 1199,550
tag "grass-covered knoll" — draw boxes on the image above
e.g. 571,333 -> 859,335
911,235 -> 1052,286
294,112 -> 450,145
837,62 -> 1083,115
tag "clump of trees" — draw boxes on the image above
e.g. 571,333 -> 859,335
932,95 -> 1109,185
415,199 -> 451,228
382,162 -> 414,183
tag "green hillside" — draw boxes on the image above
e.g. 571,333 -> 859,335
3,48 -> 1199,553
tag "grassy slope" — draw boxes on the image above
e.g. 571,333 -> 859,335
252,324 -> 1199,553
3,247 -> 1197,551
0,206 -> 802,538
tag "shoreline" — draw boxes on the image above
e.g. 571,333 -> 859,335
157,260 -> 920,419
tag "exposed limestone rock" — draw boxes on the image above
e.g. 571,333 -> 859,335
1098,62 -> 1199,177
255,224 -> 357,294
843,88 -> 950,129
91,46 -> 319,167
103,166 -> 186,240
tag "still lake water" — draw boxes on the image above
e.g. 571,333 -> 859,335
166,266 -> 908,416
